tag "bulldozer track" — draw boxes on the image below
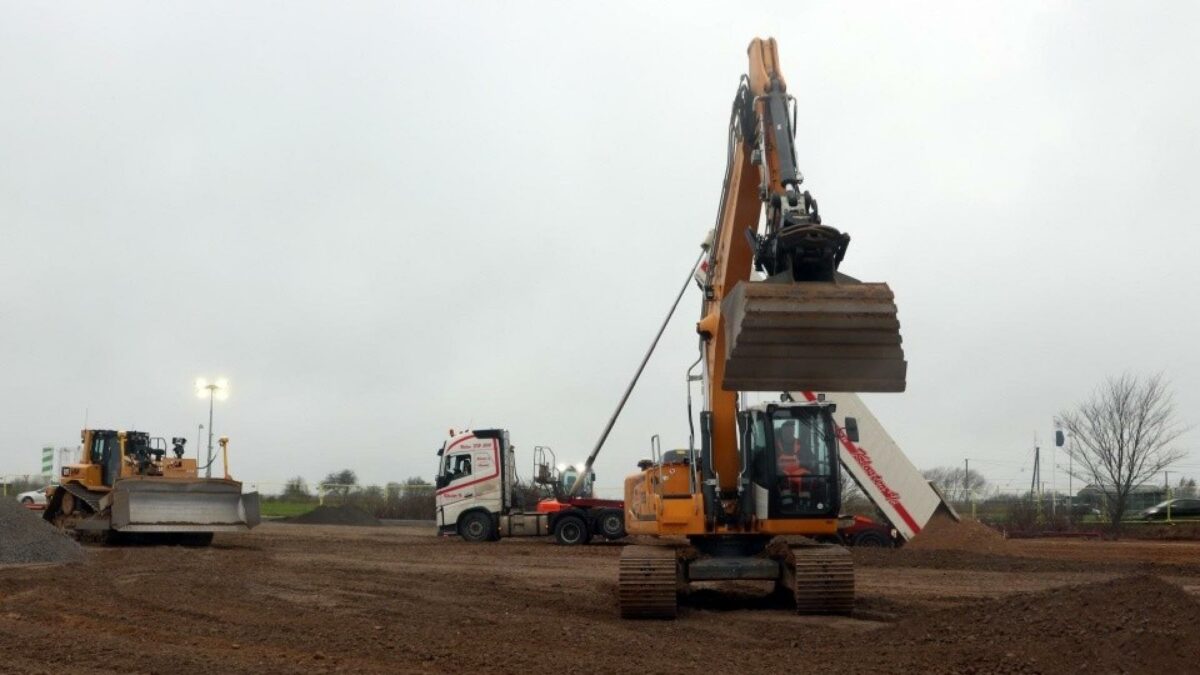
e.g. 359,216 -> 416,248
618,545 -> 677,619
790,544 -> 854,615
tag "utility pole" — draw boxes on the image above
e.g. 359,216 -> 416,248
1032,439 -> 1044,523
963,458 -> 969,503
194,378 -> 229,479
205,390 -> 215,477
1054,420 -> 1067,521
1068,440 -> 1073,520
1050,432 -> 1057,519
1030,443 -> 1040,496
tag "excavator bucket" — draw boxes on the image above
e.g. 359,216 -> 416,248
110,478 -> 261,533
721,280 -> 907,392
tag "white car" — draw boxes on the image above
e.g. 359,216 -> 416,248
16,488 -> 49,506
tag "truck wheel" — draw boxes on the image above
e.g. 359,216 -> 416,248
459,511 -> 495,543
553,515 -> 591,546
597,509 -> 626,540
853,531 -> 889,548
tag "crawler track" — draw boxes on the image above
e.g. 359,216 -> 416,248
789,544 -> 854,615
618,544 -> 678,619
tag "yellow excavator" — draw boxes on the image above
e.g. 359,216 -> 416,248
615,38 -> 907,618
44,429 -> 260,545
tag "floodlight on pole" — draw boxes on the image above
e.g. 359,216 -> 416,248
194,377 -> 229,478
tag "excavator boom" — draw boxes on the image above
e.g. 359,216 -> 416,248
699,37 -> 907,396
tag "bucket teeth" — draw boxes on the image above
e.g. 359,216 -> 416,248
721,281 -> 907,392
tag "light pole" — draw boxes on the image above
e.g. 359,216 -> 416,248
197,424 -> 204,465
195,378 -> 229,478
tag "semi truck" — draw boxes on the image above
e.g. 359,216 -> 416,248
435,429 -> 626,545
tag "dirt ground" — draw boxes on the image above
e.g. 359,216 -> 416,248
2,523 -> 1200,674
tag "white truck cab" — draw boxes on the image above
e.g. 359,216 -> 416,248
435,428 -> 625,545
435,429 -> 512,537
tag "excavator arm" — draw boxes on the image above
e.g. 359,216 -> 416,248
696,37 -> 907,496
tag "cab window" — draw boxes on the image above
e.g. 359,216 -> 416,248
769,408 -> 837,518
445,453 -> 472,480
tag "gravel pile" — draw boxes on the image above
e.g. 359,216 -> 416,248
907,511 -> 1008,553
0,498 -> 83,564
284,504 -> 381,527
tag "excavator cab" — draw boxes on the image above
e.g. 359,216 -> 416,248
741,403 -> 841,520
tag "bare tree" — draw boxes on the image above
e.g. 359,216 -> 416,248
921,466 -> 987,502
281,476 -> 312,501
1060,373 -> 1187,529
838,470 -> 875,516
321,469 -> 359,500
1179,477 -> 1198,499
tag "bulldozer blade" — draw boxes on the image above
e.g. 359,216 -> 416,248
721,280 -> 907,392
110,478 -> 261,533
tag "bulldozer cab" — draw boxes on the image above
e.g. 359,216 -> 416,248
741,402 -> 841,519
85,430 -> 123,487
82,430 -> 176,485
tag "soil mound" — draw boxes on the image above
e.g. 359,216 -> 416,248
285,504 -> 381,527
0,498 -> 83,564
863,575 -> 1200,674
906,512 -> 1008,553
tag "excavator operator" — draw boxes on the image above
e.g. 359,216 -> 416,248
774,421 -> 813,499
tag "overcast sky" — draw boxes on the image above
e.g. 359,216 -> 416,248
2,2 -> 1198,497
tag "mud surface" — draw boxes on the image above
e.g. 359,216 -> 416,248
0,498 -> 82,564
2,523 -> 1199,674
863,575 -> 1200,674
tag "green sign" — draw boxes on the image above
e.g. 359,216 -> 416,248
42,446 -> 53,475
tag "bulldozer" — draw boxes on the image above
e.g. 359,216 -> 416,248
44,429 -> 260,545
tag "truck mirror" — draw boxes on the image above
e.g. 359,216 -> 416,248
1055,430 -> 1065,447
844,417 -> 860,443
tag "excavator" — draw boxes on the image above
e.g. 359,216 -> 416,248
616,38 -> 907,618
43,429 -> 260,545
